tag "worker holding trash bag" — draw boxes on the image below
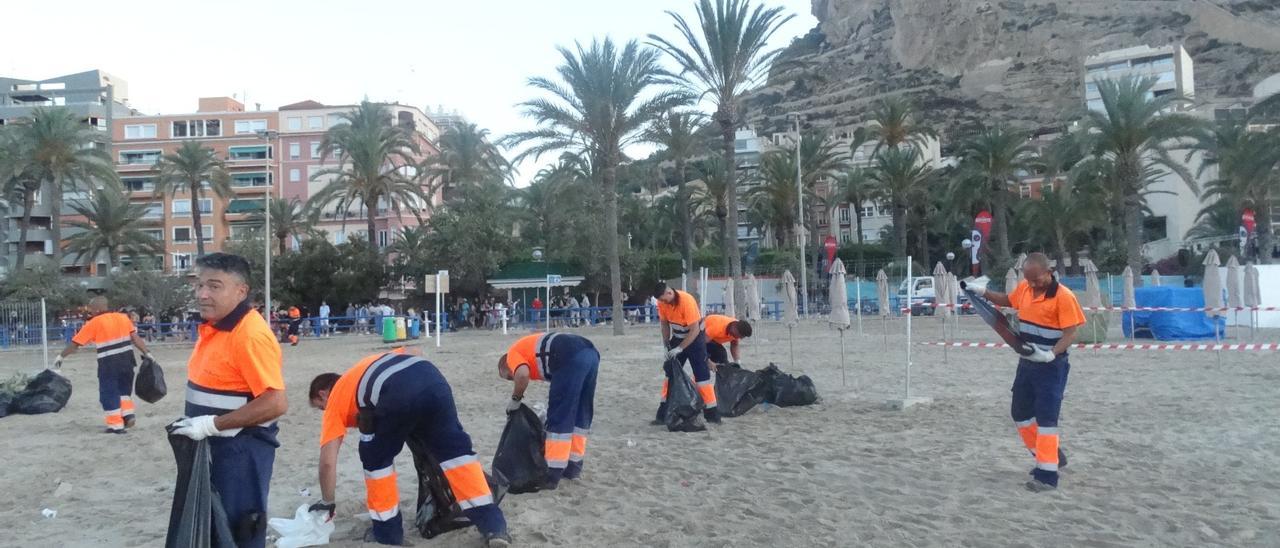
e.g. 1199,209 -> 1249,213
498,332 -> 599,488
308,348 -> 511,547
653,282 -> 720,424
54,296 -> 155,433
702,314 -> 753,369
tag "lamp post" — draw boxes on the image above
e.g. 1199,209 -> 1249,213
255,129 -> 278,315
788,113 -> 808,315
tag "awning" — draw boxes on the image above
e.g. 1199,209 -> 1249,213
225,199 -> 264,214
486,261 -> 585,290
228,145 -> 268,155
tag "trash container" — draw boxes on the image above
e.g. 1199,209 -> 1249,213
408,318 -> 420,339
395,317 -> 407,341
382,317 -> 397,343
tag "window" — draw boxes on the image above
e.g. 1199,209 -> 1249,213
287,117 -> 302,131
122,177 -> 155,192
201,225 -> 214,241
173,227 -> 193,242
228,145 -> 270,160
119,150 -> 162,165
1020,183 -> 1033,198
174,253 -> 193,272
330,146 -> 342,159
1106,62 -> 1128,72
308,116 -> 323,129
289,168 -> 301,182
334,230 -> 347,245
124,124 -> 156,139
378,230 -> 388,248
171,119 -> 221,138
234,119 -> 268,134
170,199 -> 213,215
232,172 -> 271,187
289,142 -> 300,159
141,229 -> 163,243
1087,99 -> 1105,112
1157,71 -> 1176,85
839,207 -> 850,223
328,115 -> 344,127
310,142 -> 321,159
1153,56 -> 1174,68
142,203 -> 163,219
861,206 -> 875,218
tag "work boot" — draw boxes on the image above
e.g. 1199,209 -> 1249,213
484,531 -> 513,547
1058,448 -> 1068,469
124,415 -> 137,429
102,428 -> 127,435
563,461 -> 583,480
650,402 -> 668,425
1024,479 -> 1057,493
703,408 -> 722,424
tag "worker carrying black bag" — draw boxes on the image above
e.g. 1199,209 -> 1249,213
492,403 -> 548,494
664,359 -> 706,432
135,355 -> 167,403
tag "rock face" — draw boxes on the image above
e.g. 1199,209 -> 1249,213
745,0 -> 1280,141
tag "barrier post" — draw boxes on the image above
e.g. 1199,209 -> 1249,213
40,298 -> 49,369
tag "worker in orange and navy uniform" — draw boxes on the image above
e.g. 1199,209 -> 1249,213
54,296 -> 155,434
967,252 -> 1085,493
702,314 -> 753,369
652,281 -> 720,424
498,332 -> 599,488
308,349 -> 511,547
169,253 -> 287,548
286,306 -> 302,346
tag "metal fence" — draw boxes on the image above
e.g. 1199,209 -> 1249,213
0,300 -> 51,366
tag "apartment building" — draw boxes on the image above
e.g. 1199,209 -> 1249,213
1084,44 -> 1195,113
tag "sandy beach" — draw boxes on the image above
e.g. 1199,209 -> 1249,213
1,316 -> 1278,547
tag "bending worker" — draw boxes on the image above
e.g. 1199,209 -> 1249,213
966,252 -> 1084,493
308,349 -> 511,547
54,296 -> 154,433
286,305 -> 302,346
170,253 -> 287,547
702,314 -> 753,368
653,282 -> 719,424
498,332 -> 599,487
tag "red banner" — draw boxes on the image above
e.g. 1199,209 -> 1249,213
1243,209 -> 1256,234
824,235 -> 838,272
974,210 -> 993,240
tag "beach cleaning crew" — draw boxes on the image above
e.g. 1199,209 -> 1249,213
498,332 -> 599,487
308,349 -> 511,547
652,282 -> 720,424
54,296 -> 154,433
286,305 -> 302,346
966,252 -> 1084,492
170,253 -> 287,547
702,314 -> 753,369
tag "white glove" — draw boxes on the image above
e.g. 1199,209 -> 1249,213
171,415 -> 236,440
52,356 -> 63,369
1025,346 -> 1057,363
142,351 -> 155,361
961,277 -> 988,297
666,347 -> 682,360
506,398 -> 522,413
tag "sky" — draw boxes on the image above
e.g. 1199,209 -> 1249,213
2,0 -> 817,185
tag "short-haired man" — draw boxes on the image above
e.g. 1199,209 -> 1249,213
968,252 -> 1085,492
54,296 -> 154,433
702,314 -> 753,368
653,281 -> 720,424
170,253 -> 287,547
309,350 -> 511,546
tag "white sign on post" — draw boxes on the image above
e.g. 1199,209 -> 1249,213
547,274 -> 562,285
546,274 -> 560,331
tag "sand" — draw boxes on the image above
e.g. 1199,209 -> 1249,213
1,315 -> 1278,547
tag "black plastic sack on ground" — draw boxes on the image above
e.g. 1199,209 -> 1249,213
0,392 -> 12,418
406,435 -> 506,539
714,363 -> 767,417
665,359 -> 706,432
11,369 -> 73,415
135,356 -> 167,403
758,364 -> 819,407
165,426 -> 236,548
492,403 -> 547,494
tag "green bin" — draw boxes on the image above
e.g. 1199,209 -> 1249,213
382,317 -> 397,343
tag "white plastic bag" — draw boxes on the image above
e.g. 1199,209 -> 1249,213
269,504 -> 334,548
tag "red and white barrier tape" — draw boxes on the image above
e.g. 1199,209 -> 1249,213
922,341 -> 1280,351
898,303 -> 1279,313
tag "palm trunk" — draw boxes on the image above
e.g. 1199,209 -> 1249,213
279,235 -> 288,256
50,172 -> 63,268
191,189 -> 206,257
1256,193 -> 1274,265
677,158 -> 693,278
1054,229 -> 1069,278
1124,194 -> 1144,287
718,109 -> 745,312
892,205 -> 907,258
108,246 -> 120,270
853,207 -> 865,275
602,154 -> 624,336
916,207 -> 930,267
993,183 -> 1011,265
15,189 -> 34,270
367,202 -> 378,248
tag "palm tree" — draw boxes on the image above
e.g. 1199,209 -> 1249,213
311,100 -> 427,248
0,126 -> 44,270
64,183 -> 161,270
690,158 -> 732,255
869,146 -> 934,258
748,151 -> 804,248
505,38 -> 686,336
1188,122 -> 1280,263
869,97 -> 937,153
425,122 -> 511,199
650,0 -> 794,311
644,110 -> 705,277
1081,76 -> 1204,280
249,197 -> 315,255
951,125 -> 1038,267
23,107 -> 115,267
154,141 -> 233,257
1019,181 -> 1104,277
838,167 -> 876,245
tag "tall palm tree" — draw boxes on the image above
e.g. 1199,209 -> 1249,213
249,197 -> 316,255
644,110 -> 705,277
311,100 -> 427,248
951,125 -> 1038,267
1189,122 -> 1280,263
505,38 -> 685,336
1081,76 -> 1204,280
64,183 -> 161,270
650,0 -> 794,311
838,167 -> 876,245
690,158 -> 732,257
869,146 -> 934,258
425,122 -> 511,198
1019,181 -> 1104,277
869,97 -> 937,153
748,151 -> 804,248
23,107 -> 115,267
0,126 -> 44,270
154,140 -> 233,257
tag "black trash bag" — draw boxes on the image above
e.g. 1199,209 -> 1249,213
11,369 -> 73,415
664,359 -> 706,432
0,392 -> 12,418
492,403 -> 547,494
757,364 -> 819,407
407,435 -> 506,539
165,425 -> 236,548
714,363 -> 767,418
135,356 -> 167,403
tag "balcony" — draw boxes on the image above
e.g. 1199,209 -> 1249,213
4,228 -> 52,244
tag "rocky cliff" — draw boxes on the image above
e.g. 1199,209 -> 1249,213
745,0 -> 1280,142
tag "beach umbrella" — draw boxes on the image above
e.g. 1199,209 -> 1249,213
722,276 -> 737,319
1225,256 -> 1242,309
1245,264 -> 1261,308
1203,250 -> 1223,319
1150,268 -> 1162,286
1083,259 -> 1103,308
1122,266 -> 1136,339
745,274 -> 762,321
1013,253 -> 1028,277
829,259 -> 851,387
782,270 -> 799,368
1005,267 -> 1019,294
876,269 -> 890,318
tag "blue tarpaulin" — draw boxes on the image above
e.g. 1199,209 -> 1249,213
1122,287 -> 1225,340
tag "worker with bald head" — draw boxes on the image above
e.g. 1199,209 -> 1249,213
967,252 -> 1085,493
55,296 -> 154,434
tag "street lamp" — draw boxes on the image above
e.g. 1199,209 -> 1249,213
788,113 -> 808,315
255,129 -> 278,315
